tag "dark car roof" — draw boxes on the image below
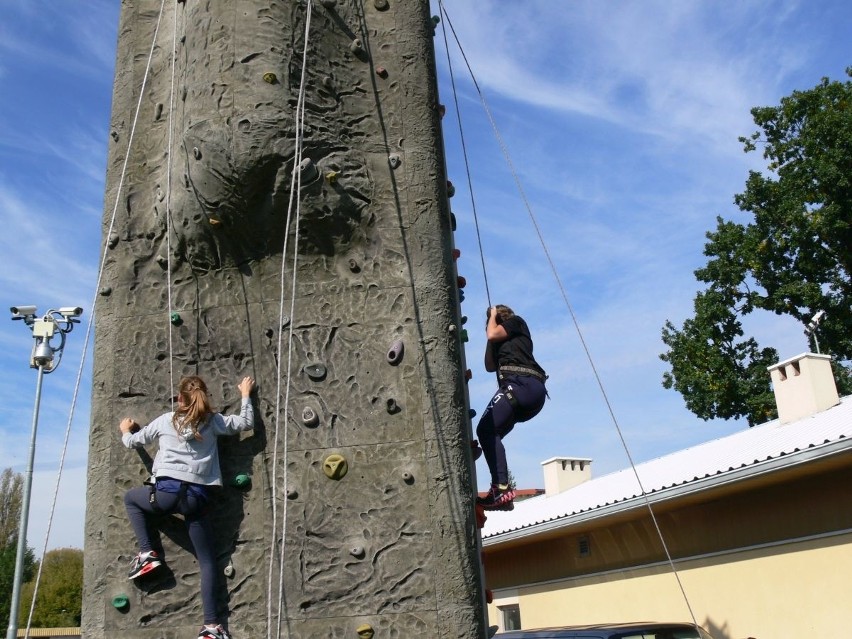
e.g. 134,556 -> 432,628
496,621 -> 708,638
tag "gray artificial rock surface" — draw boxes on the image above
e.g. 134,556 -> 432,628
82,1 -> 485,638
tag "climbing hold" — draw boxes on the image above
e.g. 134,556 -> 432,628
356,624 -> 374,639
193,146 -> 202,160
323,454 -> 348,480
304,363 -> 327,381
156,188 -> 165,202
459,289 -> 465,302
320,0 -> 336,6
112,594 -> 129,610
155,103 -> 163,120
286,488 -> 298,500
325,170 -> 339,184
223,563 -> 235,578
349,546 -> 365,559
438,104 -> 446,118
457,276 -> 466,289
231,474 -> 251,489
170,312 -> 183,326
263,72 -> 277,84
302,407 -> 319,427
110,130 -> 119,142
465,369 -> 472,381
299,157 -> 319,184
281,314 -> 291,328
208,217 -> 222,227
348,258 -> 361,273
386,398 -> 400,414
485,588 -> 493,604
460,329 -> 469,343
373,0 -> 389,10
349,38 -> 364,54
461,315 -> 468,325
431,15 -> 441,26
447,180 -> 455,197
452,248 -> 461,260
375,66 -> 388,79
450,212 -> 457,231
108,233 -> 119,249
100,287 -> 112,297
402,471 -> 414,484
469,408 -> 476,418
388,153 -> 401,169
448,324 -> 456,334
386,339 -> 404,366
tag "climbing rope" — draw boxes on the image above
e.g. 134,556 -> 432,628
436,9 -> 491,308
437,2 -> 699,626
165,0 -> 181,410
21,0 -> 173,634
267,2 -> 314,637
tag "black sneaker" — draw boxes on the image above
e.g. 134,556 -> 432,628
476,484 -> 516,511
127,550 -> 162,579
198,625 -> 232,639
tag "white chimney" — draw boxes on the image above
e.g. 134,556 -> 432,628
541,457 -> 592,496
767,352 -> 840,424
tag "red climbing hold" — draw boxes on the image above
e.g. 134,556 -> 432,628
457,276 -> 466,289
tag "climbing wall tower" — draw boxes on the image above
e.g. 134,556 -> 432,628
82,1 -> 484,638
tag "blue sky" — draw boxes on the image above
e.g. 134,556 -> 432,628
0,1 -> 849,553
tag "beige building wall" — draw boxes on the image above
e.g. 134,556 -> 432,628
490,532 -> 852,638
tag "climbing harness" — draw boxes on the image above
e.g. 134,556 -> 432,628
497,365 -> 547,384
438,0 -> 699,627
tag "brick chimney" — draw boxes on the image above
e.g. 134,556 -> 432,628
767,352 -> 840,424
541,457 -> 592,496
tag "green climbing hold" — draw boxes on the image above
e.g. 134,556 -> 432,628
232,474 -> 251,489
170,312 -> 183,326
112,594 -> 129,610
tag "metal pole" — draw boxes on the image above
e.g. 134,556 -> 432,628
6,363 -> 46,639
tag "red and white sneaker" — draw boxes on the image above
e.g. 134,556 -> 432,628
476,484 -> 516,511
127,550 -> 162,579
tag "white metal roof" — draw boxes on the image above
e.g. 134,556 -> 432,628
481,396 -> 852,544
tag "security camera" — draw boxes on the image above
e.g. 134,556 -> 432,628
804,310 -> 826,336
58,306 -> 83,318
10,305 -> 37,317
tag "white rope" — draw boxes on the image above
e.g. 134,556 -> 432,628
165,0 -> 180,407
266,2 -> 313,638
22,0 -> 170,634
439,2 -> 699,627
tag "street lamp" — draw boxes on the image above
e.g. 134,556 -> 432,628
6,305 -> 82,639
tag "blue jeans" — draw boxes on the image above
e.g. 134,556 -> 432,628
476,374 -> 547,486
124,484 -> 220,624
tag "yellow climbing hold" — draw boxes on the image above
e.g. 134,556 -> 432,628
325,170 -> 339,184
356,624 -> 374,639
323,454 -> 348,480
209,217 -> 222,227
263,72 -> 277,84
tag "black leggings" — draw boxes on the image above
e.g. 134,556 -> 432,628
124,485 -> 220,624
476,374 -> 547,486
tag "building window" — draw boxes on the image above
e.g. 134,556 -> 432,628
578,534 -> 591,557
499,604 -> 521,631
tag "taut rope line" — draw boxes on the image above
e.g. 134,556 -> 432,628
267,2 -> 313,638
438,3 -> 699,626
22,0 -> 172,634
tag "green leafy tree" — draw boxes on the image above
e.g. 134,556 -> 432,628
0,468 -> 36,629
19,548 -> 83,627
661,69 -> 852,426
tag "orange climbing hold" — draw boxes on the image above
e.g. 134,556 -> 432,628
475,502 -> 487,528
